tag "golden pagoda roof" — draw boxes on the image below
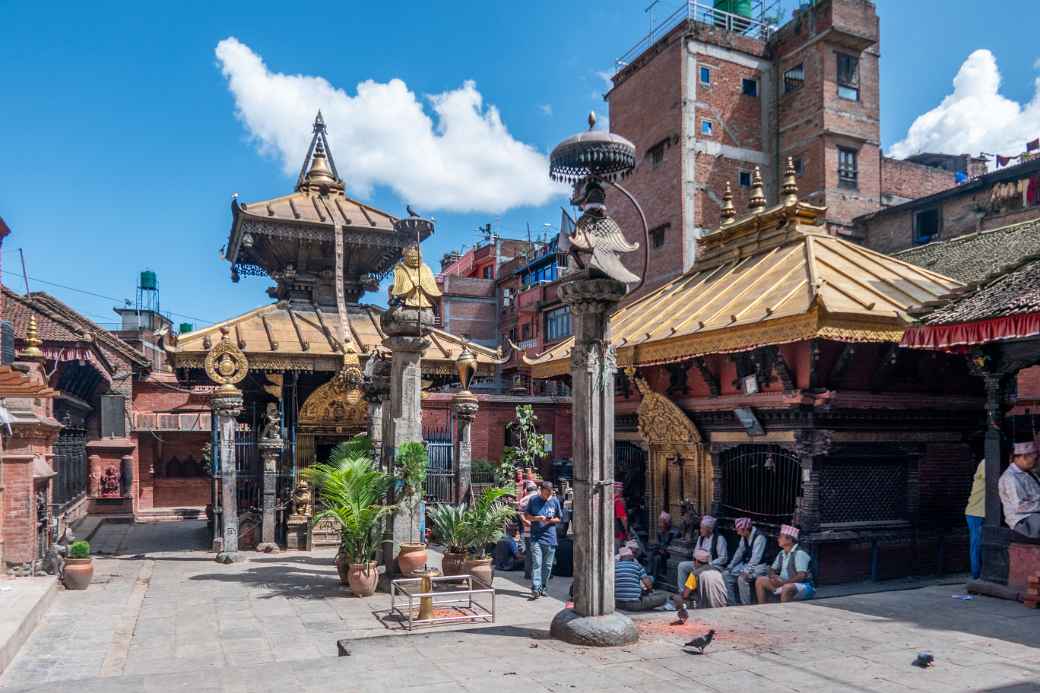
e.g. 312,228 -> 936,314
166,302 -> 502,375
529,198 -> 962,378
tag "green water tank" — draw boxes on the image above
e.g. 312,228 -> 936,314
179,322 -> 193,334
140,270 -> 158,291
715,0 -> 753,18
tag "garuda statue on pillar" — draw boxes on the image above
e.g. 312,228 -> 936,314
388,244 -> 442,310
567,179 -> 641,284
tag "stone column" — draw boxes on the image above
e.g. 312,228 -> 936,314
550,277 -> 637,647
212,386 -> 244,564
452,394 -> 479,504
256,434 -> 282,554
380,308 -> 433,576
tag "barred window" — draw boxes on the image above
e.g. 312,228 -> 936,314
544,306 -> 572,343
784,64 -> 804,93
838,147 -> 858,188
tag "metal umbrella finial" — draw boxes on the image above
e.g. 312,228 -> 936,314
588,111 -> 597,130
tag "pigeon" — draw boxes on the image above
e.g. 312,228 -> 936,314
912,652 -> 934,668
683,629 -> 716,654
406,204 -> 421,218
676,602 -> 689,625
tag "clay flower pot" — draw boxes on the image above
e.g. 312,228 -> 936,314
335,552 -> 351,585
441,551 -> 467,577
398,543 -> 428,576
463,557 -> 494,586
63,557 -> 94,590
347,561 -> 379,597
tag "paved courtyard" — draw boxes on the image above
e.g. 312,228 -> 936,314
1,520 -> 1038,692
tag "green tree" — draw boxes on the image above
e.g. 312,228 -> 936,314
394,442 -> 428,543
499,405 -> 548,485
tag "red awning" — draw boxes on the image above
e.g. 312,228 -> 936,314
901,312 -> 1040,351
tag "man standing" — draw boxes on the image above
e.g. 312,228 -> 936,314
754,525 -> 814,603
523,481 -> 562,598
725,517 -> 768,604
964,460 -> 985,579
676,515 -> 728,592
614,546 -> 667,611
998,442 -> 1040,538
517,481 -> 538,579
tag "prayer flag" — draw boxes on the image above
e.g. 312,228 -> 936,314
1027,138 -> 1040,152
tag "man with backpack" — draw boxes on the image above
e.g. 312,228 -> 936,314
754,524 -> 815,603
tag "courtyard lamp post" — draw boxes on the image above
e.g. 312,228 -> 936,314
546,113 -> 648,647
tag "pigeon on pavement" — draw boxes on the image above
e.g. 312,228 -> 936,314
683,629 -> 716,654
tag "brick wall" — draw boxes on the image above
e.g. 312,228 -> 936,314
881,157 -> 956,204
153,478 -> 209,508
1,458 -> 36,565
918,442 -> 975,530
137,432 -> 209,510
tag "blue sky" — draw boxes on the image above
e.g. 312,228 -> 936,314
1,0 -> 1038,330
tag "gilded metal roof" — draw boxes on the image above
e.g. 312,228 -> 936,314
166,302 -> 502,375
529,201 -> 962,378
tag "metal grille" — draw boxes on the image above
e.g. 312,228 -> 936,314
719,445 -> 801,523
819,462 -> 907,525
53,423 -> 87,508
425,427 -> 454,503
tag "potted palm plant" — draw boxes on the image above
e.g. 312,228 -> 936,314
428,503 -> 467,576
302,445 -> 395,597
395,442 -> 428,575
63,540 -> 93,590
460,486 -> 516,585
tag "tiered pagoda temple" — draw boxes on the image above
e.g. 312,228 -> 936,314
530,166 -> 986,584
157,114 -> 505,548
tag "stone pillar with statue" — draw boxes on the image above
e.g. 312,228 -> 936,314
206,330 -> 249,564
452,344 -> 479,504
381,220 -> 440,577
256,402 -> 282,553
544,114 -> 647,647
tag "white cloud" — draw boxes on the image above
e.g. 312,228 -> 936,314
539,103 -> 553,116
215,37 -> 564,214
889,49 -> 1040,159
595,68 -> 615,91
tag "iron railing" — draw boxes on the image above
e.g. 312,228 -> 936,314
425,427 -> 455,503
616,1 -> 774,69
719,444 -> 801,523
52,424 -> 87,509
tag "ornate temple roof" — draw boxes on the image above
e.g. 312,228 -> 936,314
529,173 -> 962,378
165,302 -> 502,375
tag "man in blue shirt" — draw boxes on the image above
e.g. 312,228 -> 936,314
523,481 -> 562,599
615,546 -> 667,611
493,523 -> 523,571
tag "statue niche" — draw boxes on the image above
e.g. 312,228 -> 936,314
298,365 -> 367,434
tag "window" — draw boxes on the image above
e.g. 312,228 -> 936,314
699,66 -> 711,85
509,327 -> 517,342
913,209 -> 941,245
544,306 -> 572,343
482,265 -> 493,279
784,64 -> 805,93
647,140 -> 666,168
837,53 -> 860,101
838,147 -> 858,188
738,170 -> 753,188
701,119 -> 714,136
521,323 -> 532,341
792,157 -> 804,176
650,224 -> 669,249
742,78 -> 758,97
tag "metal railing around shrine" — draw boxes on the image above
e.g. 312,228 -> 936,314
718,444 -> 801,524
425,427 -> 454,504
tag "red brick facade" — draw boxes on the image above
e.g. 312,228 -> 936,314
881,157 -> 956,206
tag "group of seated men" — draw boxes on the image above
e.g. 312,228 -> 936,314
614,513 -> 815,612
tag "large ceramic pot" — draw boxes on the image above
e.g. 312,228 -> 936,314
335,552 -> 350,585
397,543 -> 427,576
463,557 -> 493,586
347,561 -> 379,597
63,557 -> 94,590
441,551 -> 467,577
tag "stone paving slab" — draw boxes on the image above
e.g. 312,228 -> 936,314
2,520 -> 1038,692
0,577 -> 56,677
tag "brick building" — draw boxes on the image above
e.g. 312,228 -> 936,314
604,0 -> 956,298
856,155 -> 1040,254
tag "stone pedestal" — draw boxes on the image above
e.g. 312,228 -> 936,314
212,386 -> 244,564
549,277 -> 637,647
256,437 -> 281,553
452,394 -> 478,504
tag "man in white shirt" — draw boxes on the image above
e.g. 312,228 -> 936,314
755,524 -> 814,603
676,515 -> 727,592
998,441 -> 1040,538
726,517 -> 768,604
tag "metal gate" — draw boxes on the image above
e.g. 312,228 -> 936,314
52,420 -> 87,509
719,444 -> 801,523
424,427 -> 454,503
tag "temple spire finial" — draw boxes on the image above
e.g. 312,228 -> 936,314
781,157 -> 799,206
748,167 -> 767,213
296,110 -> 342,192
720,181 -> 736,226
20,315 -> 44,361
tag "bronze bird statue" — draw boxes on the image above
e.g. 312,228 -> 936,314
567,179 -> 640,284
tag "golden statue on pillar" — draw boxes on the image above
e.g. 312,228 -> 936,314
389,244 -> 442,310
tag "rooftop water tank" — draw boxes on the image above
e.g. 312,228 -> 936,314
714,0 -> 753,19
140,270 -> 157,291
179,322 -> 193,334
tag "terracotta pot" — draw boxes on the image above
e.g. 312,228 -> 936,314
397,543 -> 428,575
63,557 -> 94,590
347,561 -> 379,597
463,557 -> 494,586
335,552 -> 350,585
441,551 -> 467,576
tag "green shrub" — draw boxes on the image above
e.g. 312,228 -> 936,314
68,541 -> 90,559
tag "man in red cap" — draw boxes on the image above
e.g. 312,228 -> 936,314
998,441 -> 1040,538
754,525 -> 815,603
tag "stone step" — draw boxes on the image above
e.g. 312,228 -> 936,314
134,507 -> 207,523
